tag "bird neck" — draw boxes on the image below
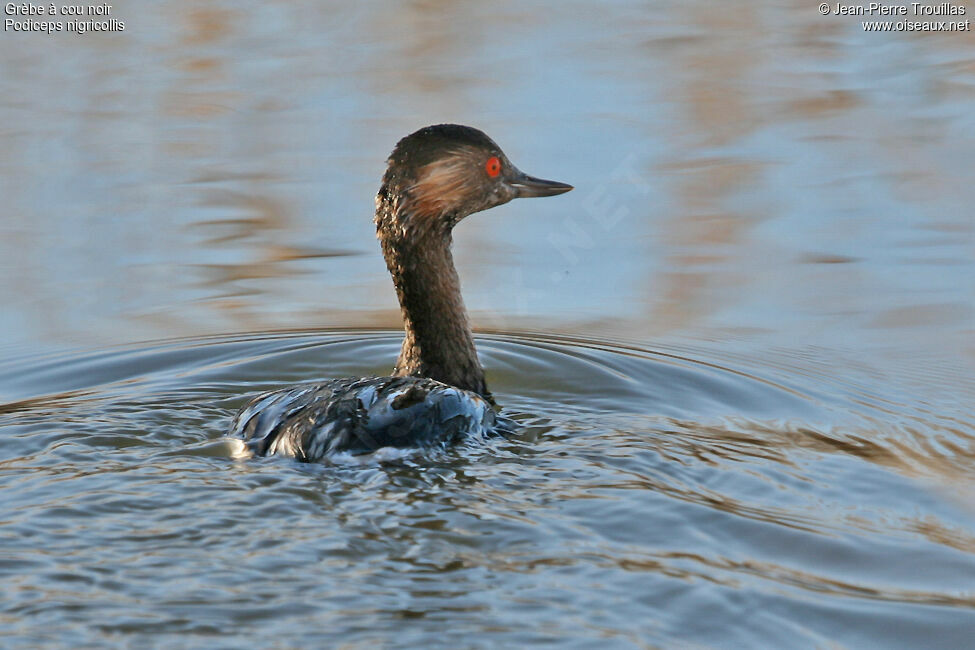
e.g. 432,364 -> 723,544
376,205 -> 490,400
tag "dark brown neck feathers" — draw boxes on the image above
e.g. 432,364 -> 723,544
375,189 -> 491,401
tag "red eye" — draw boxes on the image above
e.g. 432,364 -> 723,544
485,156 -> 501,178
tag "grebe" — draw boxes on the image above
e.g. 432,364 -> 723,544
230,124 -> 572,460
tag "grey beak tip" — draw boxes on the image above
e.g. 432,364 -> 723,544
511,176 -> 574,198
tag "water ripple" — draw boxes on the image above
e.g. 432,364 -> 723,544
0,329 -> 973,646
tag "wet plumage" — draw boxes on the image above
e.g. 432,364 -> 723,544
232,376 -> 495,459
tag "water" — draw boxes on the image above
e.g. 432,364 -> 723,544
2,1 -> 975,647
2,331 -> 972,647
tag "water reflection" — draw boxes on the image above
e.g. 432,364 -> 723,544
1,1 -> 972,358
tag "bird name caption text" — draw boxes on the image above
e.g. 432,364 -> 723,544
818,2 -> 970,31
4,2 -> 124,33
